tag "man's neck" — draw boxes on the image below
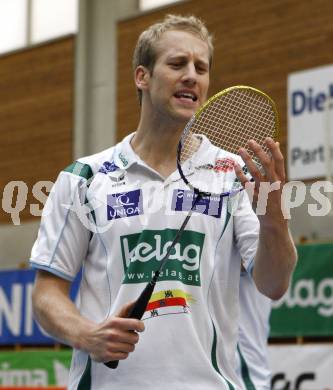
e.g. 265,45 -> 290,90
131,118 -> 184,178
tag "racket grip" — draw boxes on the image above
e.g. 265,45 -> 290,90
104,273 -> 159,369
104,360 -> 119,369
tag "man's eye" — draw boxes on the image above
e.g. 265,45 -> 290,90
197,67 -> 208,74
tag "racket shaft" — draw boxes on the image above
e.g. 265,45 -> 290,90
128,276 -> 158,319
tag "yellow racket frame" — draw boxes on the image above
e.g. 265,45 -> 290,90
195,85 -> 280,141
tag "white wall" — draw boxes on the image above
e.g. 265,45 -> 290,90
74,0 -> 139,158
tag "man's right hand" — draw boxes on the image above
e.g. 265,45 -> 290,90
80,301 -> 145,363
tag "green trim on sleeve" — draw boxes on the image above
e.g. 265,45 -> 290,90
64,161 -> 94,181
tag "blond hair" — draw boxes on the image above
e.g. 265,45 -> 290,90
133,14 -> 214,104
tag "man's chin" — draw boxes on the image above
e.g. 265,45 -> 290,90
173,108 -> 196,124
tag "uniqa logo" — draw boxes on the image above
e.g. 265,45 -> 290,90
272,278 -> 333,317
107,190 -> 143,220
109,206 -> 141,218
122,234 -> 201,271
109,194 -> 139,217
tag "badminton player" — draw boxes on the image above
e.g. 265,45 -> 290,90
30,14 -> 296,390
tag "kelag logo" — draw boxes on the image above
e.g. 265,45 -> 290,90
120,229 -> 205,286
270,244 -> 333,338
107,190 -> 143,220
272,278 -> 333,317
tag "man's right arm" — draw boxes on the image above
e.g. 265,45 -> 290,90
32,270 -> 145,363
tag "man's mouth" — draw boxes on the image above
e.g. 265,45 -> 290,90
174,92 -> 198,102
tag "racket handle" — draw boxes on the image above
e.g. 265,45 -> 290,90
104,273 -> 159,369
104,360 -> 119,369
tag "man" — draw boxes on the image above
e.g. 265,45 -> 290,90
236,268 -> 272,389
30,14 -> 296,389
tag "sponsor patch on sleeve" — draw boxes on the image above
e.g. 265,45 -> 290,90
171,189 -> 223,218
107,189 -> 143,220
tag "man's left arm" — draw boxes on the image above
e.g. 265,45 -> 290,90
235,137 -> 297,300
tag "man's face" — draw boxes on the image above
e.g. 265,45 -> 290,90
144,30 -> 210,124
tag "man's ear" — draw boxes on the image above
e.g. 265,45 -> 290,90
134,65 -> 150,92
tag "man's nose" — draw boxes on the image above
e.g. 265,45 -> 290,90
182,63 -> 197,85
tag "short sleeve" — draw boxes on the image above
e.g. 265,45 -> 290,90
30,169 -> 91,281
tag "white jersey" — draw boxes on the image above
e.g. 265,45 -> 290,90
236,270 -> 272,389
30,133 -> 259,390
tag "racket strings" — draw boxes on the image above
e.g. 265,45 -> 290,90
199,90 -> 274,152
181,89 -> 276,167
178,86 -> 279,197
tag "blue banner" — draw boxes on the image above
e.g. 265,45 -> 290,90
0,269 -> 80,345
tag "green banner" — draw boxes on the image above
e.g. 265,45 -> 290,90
0,350 -> 72,387
270,242 -> 333,337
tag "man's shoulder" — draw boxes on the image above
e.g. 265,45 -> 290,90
63,134 -> 134,180
61,146 -> 115,182
78,146 -> 116,175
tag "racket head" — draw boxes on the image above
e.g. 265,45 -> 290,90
177,85 -> 279,196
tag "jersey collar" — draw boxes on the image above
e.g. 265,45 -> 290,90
113,133 -> 137,170
114,133 -> 232,182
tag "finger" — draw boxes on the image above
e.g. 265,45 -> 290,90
238,147 -> 263,185
116,300 -> 136,318
109,316 -> 145,333
101,351 -> 130,362
246,140 -> 275,179
109,328 -> 140,344
91,351 -> 129,363
115,301 -> 145,332
234,163 -> 249,188
265,138 -> 285,182
107,340 -> 136,354
91,346 -> 132,363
